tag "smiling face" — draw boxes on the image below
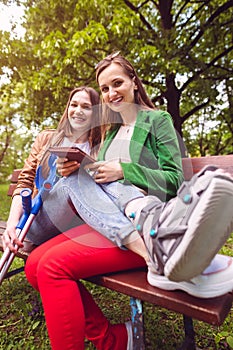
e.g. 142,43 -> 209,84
98,62 -> 137,113
67,90 -> 93,134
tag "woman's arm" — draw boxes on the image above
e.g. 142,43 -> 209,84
3,130 -> 54,251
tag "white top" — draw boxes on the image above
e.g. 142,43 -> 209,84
105,125 -> 134,162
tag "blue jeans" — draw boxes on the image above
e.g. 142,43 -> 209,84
27,168 -> 144,246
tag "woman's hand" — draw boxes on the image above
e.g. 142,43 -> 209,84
85,161 -> 124,183
2,195 -> 24,252
56,157 -> 80,177
2,225 -> 23,253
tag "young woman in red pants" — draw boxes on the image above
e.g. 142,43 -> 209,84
25,224 -> 145,349
23,52 -> 183,349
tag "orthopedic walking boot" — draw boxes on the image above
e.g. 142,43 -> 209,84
129,166 -> 233,281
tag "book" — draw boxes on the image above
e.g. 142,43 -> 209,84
49,146 -> 95,164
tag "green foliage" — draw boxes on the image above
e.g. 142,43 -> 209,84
183,104 -> 233,157
0,0 -> 233,179
0,184 -> 12,220
0,124 -> 35,183
0,263 -> 50,350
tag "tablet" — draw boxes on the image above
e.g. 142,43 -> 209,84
49,146 -> 95,164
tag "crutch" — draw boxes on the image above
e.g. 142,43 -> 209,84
0,154 -> 57,285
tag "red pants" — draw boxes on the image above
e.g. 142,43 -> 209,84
25,224 -> 146,350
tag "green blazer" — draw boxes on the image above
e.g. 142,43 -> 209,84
98,109 -> 184,201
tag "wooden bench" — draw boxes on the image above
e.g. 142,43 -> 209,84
1,155 -> 233,349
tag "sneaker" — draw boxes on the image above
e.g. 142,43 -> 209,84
147,254 -> 233,298
125,321 -> 133,350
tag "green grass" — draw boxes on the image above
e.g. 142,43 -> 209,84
0,183 -> 233,349
0,183 -> 12,221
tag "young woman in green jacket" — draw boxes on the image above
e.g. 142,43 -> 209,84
22,53 -> 233,350
22,54 -> 183,254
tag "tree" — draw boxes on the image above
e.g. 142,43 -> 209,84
0,88 -> 34,180
0,0 -> 232,175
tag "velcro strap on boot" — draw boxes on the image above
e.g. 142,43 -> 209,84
149,165 -> 228,275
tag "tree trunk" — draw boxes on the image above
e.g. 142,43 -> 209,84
0,132 -> 10,163
164,73 -> 187,156
158,0 -> 173,30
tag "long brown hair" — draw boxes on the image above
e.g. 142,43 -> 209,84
95,53 -> 155,139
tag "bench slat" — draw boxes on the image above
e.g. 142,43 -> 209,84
0,221 -> 6,234
7,183 -> 18,197
7,169 -> 22,196
87,268 -> 233,326
182,155 -> 233,180
10,169 -> 22,182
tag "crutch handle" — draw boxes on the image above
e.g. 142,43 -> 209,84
16,189 -> 32,230
21,188 -> 32,214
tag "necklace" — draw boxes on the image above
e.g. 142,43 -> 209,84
122,123 -> 135,133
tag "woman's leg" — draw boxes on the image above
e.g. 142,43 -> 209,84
27,168 -> 144,247
25,224 -> 145,350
